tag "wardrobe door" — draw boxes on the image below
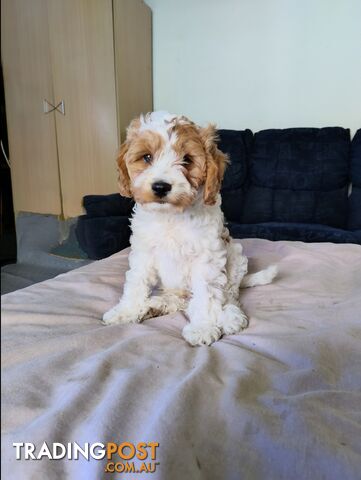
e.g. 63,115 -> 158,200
48,0 -> 118,217
1,0 -> 62,215
113,0 -> 153,141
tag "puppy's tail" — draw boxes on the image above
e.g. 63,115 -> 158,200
241,265 -> 278,288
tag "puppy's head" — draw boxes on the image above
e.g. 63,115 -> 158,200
117,111 -> 228,211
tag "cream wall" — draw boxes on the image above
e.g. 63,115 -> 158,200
145,0 -> 361,135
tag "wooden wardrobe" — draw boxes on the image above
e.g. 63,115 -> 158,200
1,0 -> 152,217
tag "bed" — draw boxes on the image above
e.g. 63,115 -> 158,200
2,238 -> 361,479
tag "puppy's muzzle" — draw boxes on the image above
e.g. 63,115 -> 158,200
152,181 -> 172,198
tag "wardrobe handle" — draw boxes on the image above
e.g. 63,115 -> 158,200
43,99 -> 65,115
43,99 -> 56,114
56,100 -> 65,115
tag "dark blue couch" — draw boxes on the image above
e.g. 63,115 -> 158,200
76,127 -> 361,259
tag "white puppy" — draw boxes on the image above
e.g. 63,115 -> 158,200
103,112 -> 277,345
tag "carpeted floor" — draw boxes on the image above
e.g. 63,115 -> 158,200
1,213 -> 92,295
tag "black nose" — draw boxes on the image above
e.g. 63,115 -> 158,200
152,181 -> 172,197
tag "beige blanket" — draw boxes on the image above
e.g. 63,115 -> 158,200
2,239 -> 361,479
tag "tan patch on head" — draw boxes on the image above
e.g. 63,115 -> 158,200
172,122 -> 207,189
201,125 -> 228,205
173,121 -> 228,205
117,118 -> 165,199
117,142 -> 132,197
127,130 -> 164,169
117,117 -> 143,197
128,130 -> 166,202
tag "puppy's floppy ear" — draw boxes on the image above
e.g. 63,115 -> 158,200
117,142 -> 132,198
201,124 -> 228,205
117,116 -> 142,198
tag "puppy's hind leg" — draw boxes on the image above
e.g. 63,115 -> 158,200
217,241 -> 249,336
225,241 -> 248,301
218,304 -> 249,336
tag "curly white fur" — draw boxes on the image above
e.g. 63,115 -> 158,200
102,112 -> 277,346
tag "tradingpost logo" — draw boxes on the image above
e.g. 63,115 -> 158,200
13,441 -> 160,474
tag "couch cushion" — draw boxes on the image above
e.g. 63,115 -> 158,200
228,222 -> 360,244
75,215 -> 131,260
83,193 -> 134,217
348,129 -> 361,230
218,129 -> 253,222
241,128 -> 350,228
76,194 -> 133,259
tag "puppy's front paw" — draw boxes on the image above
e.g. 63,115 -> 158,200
182,323 -> 221,346
102,303 -> 141,325
218,304 -> 248,335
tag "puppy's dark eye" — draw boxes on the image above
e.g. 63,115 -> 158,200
143,154 -> 152,163
182,155 -> 192,166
